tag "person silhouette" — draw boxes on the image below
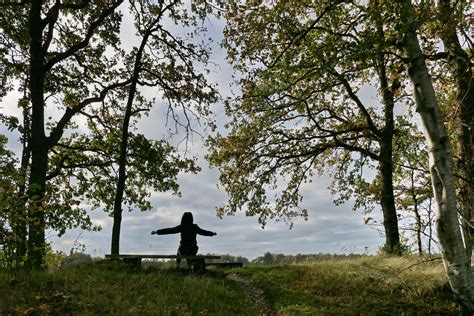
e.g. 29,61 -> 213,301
151,212 -> 217,267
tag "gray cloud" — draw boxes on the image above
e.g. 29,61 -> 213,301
51,159 -> 385,260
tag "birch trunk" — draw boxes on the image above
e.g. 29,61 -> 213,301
400,0 -> 473,312
437,0 -> 474,264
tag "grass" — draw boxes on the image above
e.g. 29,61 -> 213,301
232,255 -> 458,315
0,256 -> 459,315
0,261 -> 257,315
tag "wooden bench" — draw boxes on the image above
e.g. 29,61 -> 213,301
104,254 -> 241,271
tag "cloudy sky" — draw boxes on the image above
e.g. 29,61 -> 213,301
1,3 -> 387,260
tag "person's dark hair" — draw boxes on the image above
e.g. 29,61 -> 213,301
181,212 -> 193,225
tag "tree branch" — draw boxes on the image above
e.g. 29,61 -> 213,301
42,0 -> 60,55
44,0 -> 123,72
334,137 -> 379,160
331,69 -> 382,137
269,0 -> 349,68
48,78 -> 131,147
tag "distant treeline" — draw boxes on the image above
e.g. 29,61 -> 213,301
0,250 -> 379,269
251,252 -> 366,265
207,252 -> 367,265
34,251 -> 369,268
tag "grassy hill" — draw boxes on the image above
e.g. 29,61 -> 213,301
232,256 -> 456,315
0,256 -> 458,315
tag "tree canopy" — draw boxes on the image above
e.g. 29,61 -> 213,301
206,0 -> 472,310
0,0 -> 217,267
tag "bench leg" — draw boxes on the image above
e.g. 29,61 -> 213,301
123,258 -> 141,268
191,259 -> 206,273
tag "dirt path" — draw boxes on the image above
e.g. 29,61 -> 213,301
227,273 -> 277,316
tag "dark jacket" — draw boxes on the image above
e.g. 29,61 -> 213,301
155,223 -> 214,247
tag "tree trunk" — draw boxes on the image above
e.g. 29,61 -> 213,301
26,0 -> 48,269
373,8 -> 401,253
111,20 -> 156,254
110,55 -> 140,255
15,102 -> 30,265
110,77 -> 135,254
379,130 -> 400,253
411,169 -> 423,255
111,176 -> 125,255
26,147 -> 48,269
438,0 -> 474,264
400,0 -> 473,312
428,198 -> 433,256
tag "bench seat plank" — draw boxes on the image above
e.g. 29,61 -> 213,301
105,254 -> 221,260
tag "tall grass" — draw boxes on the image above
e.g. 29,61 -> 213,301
233,255 -> 457,315
0,261 -> 257,315
0,255 -> 458,315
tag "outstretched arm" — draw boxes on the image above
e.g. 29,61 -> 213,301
195,225 -> 217,236
151,225 -> 181,235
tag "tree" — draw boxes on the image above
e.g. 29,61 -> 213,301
399,0 -> 473,311
15,1 -> 217,253
107,0 -> 217,254
392,124 -> 435,255
436,0 -> 473,263
0,134 -> 19,270
207,0 -> 415,253
1,0 -> 127,268
1,0 -> 219,266
1,1 -> 32,265
0,104 -> 31,265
